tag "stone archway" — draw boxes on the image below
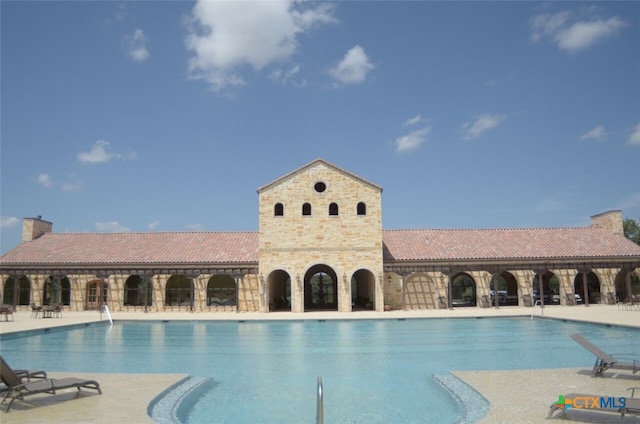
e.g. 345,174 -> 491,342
489,271 -> 518,306
450,273 -> 476,307
532,271 -> 558,305
124,275 -> 153,310
268,270 -> 292,312
614,270 -> 640,303
404,273 -> 438,310
2,276 -> 31,307
207,275 -> 237,309
44,276 -> 71,307
304,265 -> 338,311
574,271 -> 600,304
351,269 -> 375,311
165,275 -> 194,311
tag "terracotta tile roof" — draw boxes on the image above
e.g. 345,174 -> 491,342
382,227 -> 640,261
1,227 -> 639,268
0,232 -> 259,265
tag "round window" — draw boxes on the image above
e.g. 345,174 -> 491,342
314,182 -> 326,193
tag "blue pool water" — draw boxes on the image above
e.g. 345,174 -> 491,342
1,317 -> 639,423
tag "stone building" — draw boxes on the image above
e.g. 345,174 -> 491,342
1,158 -> 639,313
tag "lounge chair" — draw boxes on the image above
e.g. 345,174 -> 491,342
0,357 -> 47,394
0,356 -> 101,412
548,392 -> 640,419
571,333 -> 640,376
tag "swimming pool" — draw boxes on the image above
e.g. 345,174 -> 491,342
1,318 -> 639,423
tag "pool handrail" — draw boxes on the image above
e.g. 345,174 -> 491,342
530,300 -> 543,320
317,376 -> 324,424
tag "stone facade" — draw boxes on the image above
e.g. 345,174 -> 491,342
258,160 -> 383,312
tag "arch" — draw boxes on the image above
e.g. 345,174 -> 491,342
274,203 -> 284,216
85,279 -> 107,310
532,271 -> 558,305
267,270 -> 291,312
2,276 -> 31,306
404,273 -> 438,309
207,275 -> 237,308
165,275 -> 194,311
450,273 -> 476,307
351,269 -> 375,310
489,271 -> 518,306
44,276 -> 71,307
328,202 -> 339,216
302,202 -> 312,216
304,264 -> 338,311
614,270 -> 639,303
357,202 -> 366,216
124,275 -> 153,309
574,271 -> 600,304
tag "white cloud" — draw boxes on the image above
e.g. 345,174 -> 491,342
580,125 -> 607,142
530,11 -> 625,53
0,216 -> 20,228
329,45 -> 374,85
185,0 -> 335,93
557,18 -> 625,52
628,123 -> 640,146
394,128 -> 430,153
78,140 -> 135,164
403,114 -> 423,127
269,64 -> 304,86
37,173 -> 53,187
95,221 -> 131,232
185,223 -> 206,231
461,114 -> 505,140
148,220 -> 160,230
530,11 -> 571,42
78,140 -> 118,163
123,29 -> 149,62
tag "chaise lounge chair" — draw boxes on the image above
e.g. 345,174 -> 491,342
548,392 -> 640,419
0,358 -> 47,394
571,333 -> 640,376
0,356 -> 101,412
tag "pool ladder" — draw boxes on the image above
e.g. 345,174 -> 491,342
317,376 -> 324,424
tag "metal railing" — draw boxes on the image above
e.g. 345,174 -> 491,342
317,376 -> 324,424
530,300 -> 543,320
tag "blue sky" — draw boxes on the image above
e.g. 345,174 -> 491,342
1,1 -> 639,255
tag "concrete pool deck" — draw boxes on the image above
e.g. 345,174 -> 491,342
1,305 -> 639,423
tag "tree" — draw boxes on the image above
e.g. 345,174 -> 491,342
623,217 -> 640,245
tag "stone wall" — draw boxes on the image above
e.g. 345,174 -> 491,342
258,161 -> 384,311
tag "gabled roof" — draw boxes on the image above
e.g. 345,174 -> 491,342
0,232 -> 259,266
382,227 -> 640,261
257,158 -> 383,193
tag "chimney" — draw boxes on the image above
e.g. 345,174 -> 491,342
22,216 -> 53,242
590,210 -> 623,235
